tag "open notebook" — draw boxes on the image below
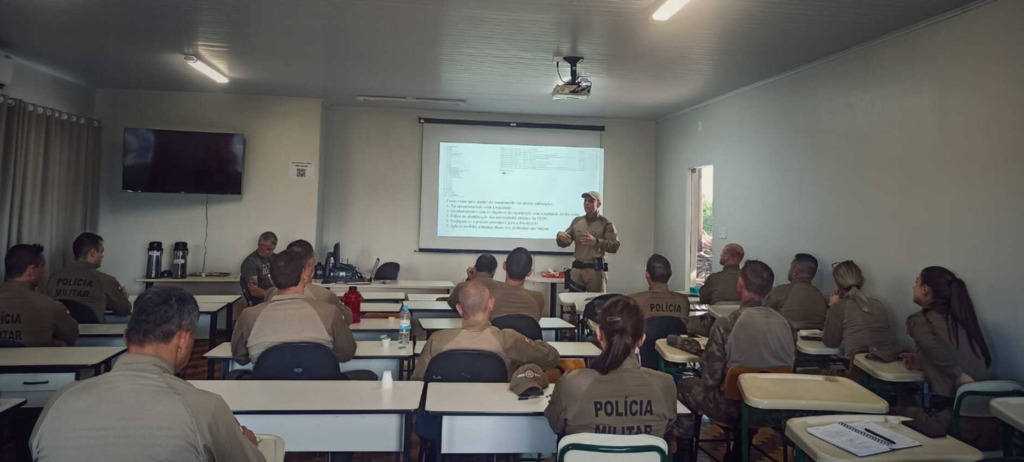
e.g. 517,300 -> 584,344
807,421 -> 922,457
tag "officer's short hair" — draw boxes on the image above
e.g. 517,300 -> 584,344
4,244 -> 45,280
270,248 -> 306,290
646,254 -> 672,284
793,253 -> 818,278
457,282 -> 491,316
740,260 -> 775,298
125,287 -> 199,346
72,232 -> 103,259
474,254 -> 498,275
286,239 -> 315,262
505,247 -> 533,280
258,231 -> 278,246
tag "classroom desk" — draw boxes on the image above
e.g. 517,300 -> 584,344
708,304 -> 740,318
785,414 -> 983,462
341,291 -> 407,302
349,318 -> 403,341
360,300 -> 457,319
655,337 -> 708,364
419,317 -> 575,341
797,339 -> 842,356
318,280 -> 455,294
128,295 -> 237,343
192,380 -> 422,461
135,274 -> 240,290
991,397 -> 1024,457
406,293 -> 447,301
204,341 -> 415,380
853,354 -> 925,382
738,373 -> 889,462
0,398 -> 26,417
411,341 -> 599,362
0,347 -> 126,406
559,292 -> 604,316
424,382 -> 691,455
526,276 -> 564,317
77,323 -> 126,346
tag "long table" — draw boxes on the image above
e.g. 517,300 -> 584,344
317,280 -> 454,294
128,295 -> 238,344
204,341 -> 416,380
135,274 -> 240,290
419,317 -> 575,341
0,347 -> 126,406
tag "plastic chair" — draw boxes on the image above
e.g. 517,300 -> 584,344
492,314 -> 543,340
581,294 -> 623,339
59,299 -> 100,324
255,434 -> 285,462
558,433 -> 668,462
253,343 -> 347,380
952,380 -> 1024,439
641,316 -> 686,370
374,262 -> 400,281
239,276 -> 257,307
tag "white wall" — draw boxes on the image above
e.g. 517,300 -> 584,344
95,90 -> 323,292
655,1 -> 1024,379
3,58 -> 95,116
321,106 -> 657,298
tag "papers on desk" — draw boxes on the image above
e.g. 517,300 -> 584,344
807,421 -> 920,457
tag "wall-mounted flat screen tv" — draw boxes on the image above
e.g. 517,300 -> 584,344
122,128 -> 245,195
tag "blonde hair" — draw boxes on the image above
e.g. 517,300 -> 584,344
833,261 -> 872,313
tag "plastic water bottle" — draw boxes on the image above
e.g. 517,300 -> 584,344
398,304 -> 412,348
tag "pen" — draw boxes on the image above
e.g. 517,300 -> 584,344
863,427 -> 896,446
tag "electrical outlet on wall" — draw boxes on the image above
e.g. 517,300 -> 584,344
719,226 -> 727,239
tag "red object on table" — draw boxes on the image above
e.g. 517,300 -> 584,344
343,286 -> 363,323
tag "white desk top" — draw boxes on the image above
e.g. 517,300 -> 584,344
709,304 -> 740,318
348,318 -> 402,331
548,342 -> 602,358
557,292 -> 604,306
360,302 -> 403,313
0,347 -> 126,368
136,275 -> 239,283
739,374 -> 888,413
0,398 -> 27,415
191,380 -> 424,412
205,341 -> 414,360
403,300 -> 453,311
797,339 -> 842,356
406,293 -> 447,301
199,302 -> 230,314
526,276 -> 563,285
318,280 -> 455,291
425,382 -> 690,415
339,292 -> 406,301
79,324 -> 127,337
420,317 -> 574,331
655,337 -> 708,363
991,397 -> 1024,433
129,294 -> 240,304
786,414 -> 983,462
853,354 -> 926,383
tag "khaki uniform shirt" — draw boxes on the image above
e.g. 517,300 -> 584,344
699,265 -> 741,305
240,250 -> 273,290
700,301 -> 795,389
44,261 -> 131,321
629,282 -> 691,320
556,214 -> 620,262
30,354 -> 266,462
822,298 -> 892,358
231,293 -> 356,365
264,284 -> 352,325
546,356 -> 676,437
907,307 -> 991,398
491,283 -> 546,321
411,318 -> 560,380
447,273 -> 502,310
0,281 -> 79,346
765,281 -> 827,330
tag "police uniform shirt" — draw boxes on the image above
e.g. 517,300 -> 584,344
698,265 -> 741,305
30,353 -> 266,462
240,250 -> 273,290
447,273 -> 502,310
264,284 -> 352,325
546,355 -> 676,437
231,293 -> 356,365
43,260 -> 131,321
764,281 -> 828,330
907,306 -> 991,398
490,283 -> 546,321
0,281 -> 79,346
629,282 -> 691,319
700,301 -> 795,389
557,214 -> 620,262
411,318 -> 560,380
822,297 -> 891,358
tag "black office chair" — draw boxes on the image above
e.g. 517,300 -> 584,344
580,293 -> 622,340
417,350 -> 508,462
641,316 -> 687,370
492,314 -> 543,341
0,340 -> 24,348
59,299 -> 100,324
253,343 -> 347,380
374,262 -> 400,281
239,276 -> 257,307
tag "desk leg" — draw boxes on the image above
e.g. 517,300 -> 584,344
225,304 -> 234,340
207,359 -> 216,380
741,404 -> 750,462
549,286 -> 557,318
209,311 -> 219,346
145,282 -> 154,289
403,413 -> 413,462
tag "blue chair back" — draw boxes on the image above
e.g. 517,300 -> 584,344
59,299 -> 100,324
641,316 -> 686,369
253,343 -> 346,380
492,314 -> 543,341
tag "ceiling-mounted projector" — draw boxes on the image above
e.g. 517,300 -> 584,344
553,56 -> 591,101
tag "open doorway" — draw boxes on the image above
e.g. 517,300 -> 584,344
687,165 -> 713,288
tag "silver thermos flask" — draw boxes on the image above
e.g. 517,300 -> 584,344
172,242 -> 188,279
146,241 -> 163,279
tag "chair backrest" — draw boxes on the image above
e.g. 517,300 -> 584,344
951,380 -> 1024,439
582,294 -> 622,338
492,314 -> 543,341
256,434 -> 285,462
0,340 -> 24,348
557,433 -> 668,462
641,317 -> 686,369
422,349 -> 508,383
253,342 -> 346,380
239,276 -> 256,307
724,366 -> 794,401
59,299 -> 100,323
374,262 -> 401,281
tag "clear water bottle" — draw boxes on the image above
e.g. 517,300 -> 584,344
398,304 -> 412,348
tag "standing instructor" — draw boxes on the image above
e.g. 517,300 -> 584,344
556,191 -> 619,292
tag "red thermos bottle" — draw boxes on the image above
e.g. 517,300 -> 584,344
343,286 -> 363,324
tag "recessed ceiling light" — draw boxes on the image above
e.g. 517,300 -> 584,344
183,55 -> 229,83
652,0 -> 692,21
355,95 -> 466,106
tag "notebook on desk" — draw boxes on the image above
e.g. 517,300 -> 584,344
808,421 -> 921,457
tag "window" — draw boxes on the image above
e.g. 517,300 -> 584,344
687,165 -> 713,288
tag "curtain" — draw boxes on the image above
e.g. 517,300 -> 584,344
0,94 -> 101,279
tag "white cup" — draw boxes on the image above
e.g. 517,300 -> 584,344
381,370 -> 394,389
381,337 -> 391,347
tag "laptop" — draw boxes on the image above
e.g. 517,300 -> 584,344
349,258 -> 380,285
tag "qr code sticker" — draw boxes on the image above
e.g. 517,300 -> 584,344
296,168 -> 307,178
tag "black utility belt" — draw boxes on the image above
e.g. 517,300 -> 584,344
572,258 -> 609,271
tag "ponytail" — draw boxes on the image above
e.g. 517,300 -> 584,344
833,260 -> 873,313
590,296 -> 645,375
920,267 -> 992,366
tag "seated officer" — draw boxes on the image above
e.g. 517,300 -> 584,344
676,261 -> 795,444
263,239 -> 351,324
687,243 -> 745,336
413,281 -> 560,380
231,248 -> 356,365
546,296 -> 677,437
629,254 -> 690,320
240,231 -> 277,301
447,253 -> 502,309
31,287 -> 265,462
765,253 -> 827,330
44,232 -> 131,322
0,244 -> 79,346
491,247 -> 546,320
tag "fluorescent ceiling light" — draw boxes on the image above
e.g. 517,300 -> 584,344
355,95 -> 466,106
183,55 -> 229,83
651,0 -> 692,21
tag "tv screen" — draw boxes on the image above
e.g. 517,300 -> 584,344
122,128 -> 245,195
